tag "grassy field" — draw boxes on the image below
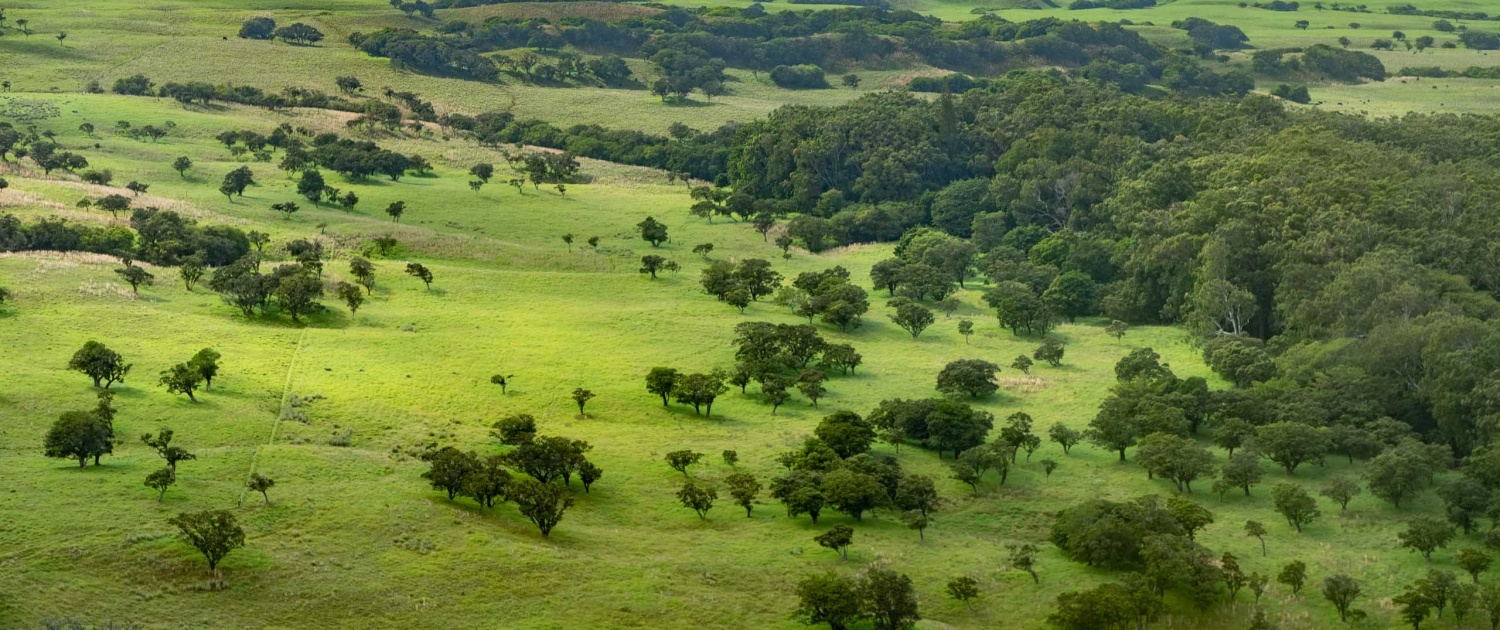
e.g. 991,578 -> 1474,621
0,85 -> 1483,630
1,0 -> 1499,627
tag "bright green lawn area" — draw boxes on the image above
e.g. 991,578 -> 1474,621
0,90 -> 1477,629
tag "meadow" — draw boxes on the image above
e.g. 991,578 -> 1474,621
1,0 -> 1499,628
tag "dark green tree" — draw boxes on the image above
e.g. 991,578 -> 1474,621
68,340 -> 130,389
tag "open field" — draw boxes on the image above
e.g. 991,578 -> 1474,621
2,0 -> 1500,628
0,87 -> 1485,630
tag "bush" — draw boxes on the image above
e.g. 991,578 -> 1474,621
1270,83 -> 1310,103
1460,31 -> 1500,51
769,65 -> 829,89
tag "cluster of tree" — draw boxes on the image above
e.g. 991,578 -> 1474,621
351,6 -> 1244,102
794,566 -> 921,630
207,254 -> 326,323
113,74 -> 360,112
644,368 -> 731,417
439,110 -> 731,183
906,73 -> 994,93
865,397 -> 994,459
421,418 -> 601,536
1387,4 -> 1498,22
0,208 -> 249,267
769,411 -> 943,537
729,320 -> 862,412
1398,66 -> 1500,80
763,266 -> 871,331
1251,46 -> 1386,82
700,257 -> 782,311
236,17 -> 324,45
503,149 -> 579,192
768,64 -> 828,89
1069,0 -> 1156,8
1171,17 -> 1250,50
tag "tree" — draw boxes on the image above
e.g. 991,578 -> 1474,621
1049,423 -> 1081,454
490,414 -> 536,445
1009,543 -> 1040,584
936,359 -> 999,398
674,371 -> 729,417
665,450 -> 703,477
725,472 -> 760,517
862,566 -> 921,630
1106,320 -> 1129,339
1034,338 -> 1066,367
126,181 -> 150,196
336,281 -> 364,315
159,362 -> 204,402
571,388 -> 596,416
816,524 -> 854,560
274,22 -> 324,45
68,341 -> 130,388
247,472 -> 275,506
822,469 -> 887,521
169,510 -> 246,584
1394,584 -> 1431,630
797,371 -> 827,408
637,216 -> 669,247
1460,548 -> 1493,584
220,166 -> 255,199
640,255 -> 668,279
1043,271 -> 1097,322
349,257 -> 376,294
842,74 -> 861,89
239,16 -> 277,39
958,319 -> 974,344
677,480 -> 717,519
510,479 -> 573,536
1214,450 -> 1264,497
274,270 -> 323,323
386,201 -> 406,222
816,411 -> 875,458
645,367 -> 681,407
1323,574 -> 1362,622
422,447 -> 478,500
405,262 -> 433,289
1275,560 -> 1307,596
1366,441 -> 1448,508
297,170 -> 325,205
1086,404 -> 1139,462
1272,482 -> 1320,532
1011,355 -> 1033,374
1136,433 -> 1215,493
43,403 -> 115,468
891,302 -> 934,339
926,400 -> 994,458
145,467 -> 175,502
1400,517 -> 1456,562
116,264 -> 154,294
1245,520 -> 1268,556
1439,477 -> 1491,535
795,573 -> 864,630
1256,422 -> 1330,474
578,460 -> 603,493
179,258 -> 204,290
1321,476 -> 1361,511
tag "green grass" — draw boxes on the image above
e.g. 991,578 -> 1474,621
0,88 -> 1480,629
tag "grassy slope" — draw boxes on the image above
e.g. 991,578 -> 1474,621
0,90 -> 1470,630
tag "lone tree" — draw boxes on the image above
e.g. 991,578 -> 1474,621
511,479 -> 573,536
145,468 -> 176,502
863,566 -> 921,630
640,255 -> 668,279
637,216 -> 669,247
795,573 -> 864,630
645,367 -> 681,407
172,156 -> 192,177
386,201 -> 406,222
1272,482 -> 1320,532
1320,476 -> 1362,511
68,340 -> 130,388
725,472 -> 761,517
1399,517 -> 1456,562
947,576 -> 979,611
336,281 -> 364,314
187,346 -> 219,390
490,373 -> 514,395
1278,560 -> 1307,594
116,263 -> 154,294
1322,574 -> 1361,623
43,394 -> 116,468
665,450 -> 704,477
1048,423 -> 1081,454
815,523 -> 854,560
677,480 -> 717,519
571,388 -> 596,416
169,510 -> 246,586
1008,543 -> 1040,584
1245,520 -> 1268,556
219,166 -> 255,200
936,359 -> 1000,398
142,428 -> 196,471
349,257 -> 376,294
247,472 -> 275,505
159,362 -> 205,402
891,302 -> 935,339
405,262 -> 433,289
1034,338 -> 1065,367
958,319 -> 974,344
